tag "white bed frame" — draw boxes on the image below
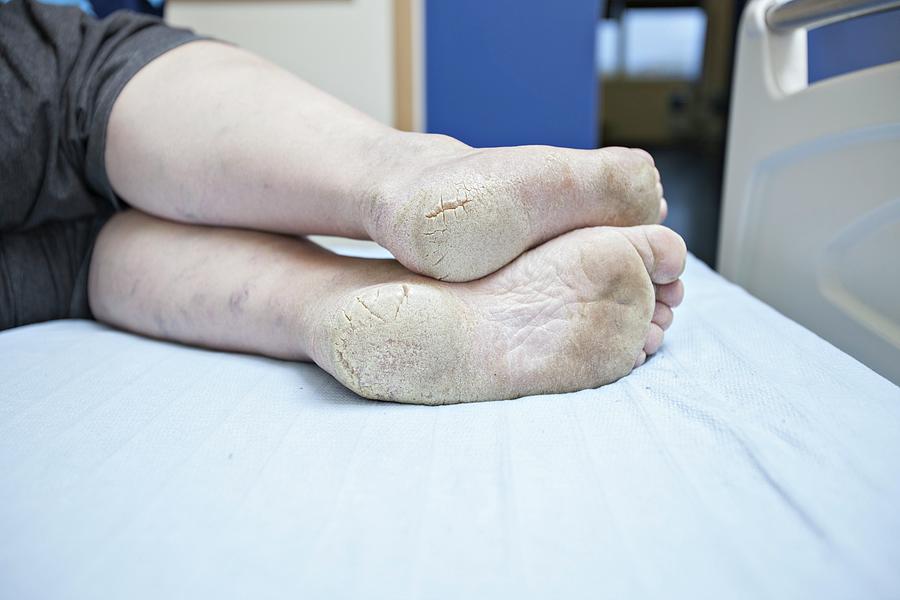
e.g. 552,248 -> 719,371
718,0 -> 900,383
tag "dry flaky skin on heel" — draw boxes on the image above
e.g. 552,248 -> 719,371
326,283 -> 480,404
395,178 -> 532,283
321,228 -> 659,405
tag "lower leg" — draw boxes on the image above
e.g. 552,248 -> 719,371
88,210 -> 409,361
106,41 -> 393,239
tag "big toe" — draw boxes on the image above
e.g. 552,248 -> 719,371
630,147 -> 655,166
594,146 -> 664,225
616,225 -> 687,285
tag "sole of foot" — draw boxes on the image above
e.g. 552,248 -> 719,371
321,224 -> 686,404
367,141 -> 666,283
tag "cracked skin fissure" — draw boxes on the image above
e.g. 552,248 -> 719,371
319,226 -> 682,405
400,180 -> 530,283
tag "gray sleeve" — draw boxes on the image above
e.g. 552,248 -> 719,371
0,214 -> 110,329
77,15 -> 205,208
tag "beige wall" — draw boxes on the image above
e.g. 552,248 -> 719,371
392,0 -> 425,132
166,0 -> 396,125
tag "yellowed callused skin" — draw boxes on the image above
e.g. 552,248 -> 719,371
367,146 -> 663,282
327,283 -> 480,404
322,228 -> 660,405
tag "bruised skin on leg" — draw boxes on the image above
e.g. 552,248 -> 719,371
89,211 -> 685,405
89,211 -> 398,361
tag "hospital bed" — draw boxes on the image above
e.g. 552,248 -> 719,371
719,0 -> 900,384
2,0 -> 899,598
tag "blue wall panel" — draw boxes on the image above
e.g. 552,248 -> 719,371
808,7 -> 900,84
425,0 -> 600,149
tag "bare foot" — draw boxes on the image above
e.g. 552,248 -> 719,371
364,135 -> 666,282
317,224 -> 685,404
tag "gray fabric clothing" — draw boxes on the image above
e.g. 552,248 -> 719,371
0,0 -> 201,330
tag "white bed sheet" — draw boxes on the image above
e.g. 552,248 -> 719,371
1,252 -> 899,600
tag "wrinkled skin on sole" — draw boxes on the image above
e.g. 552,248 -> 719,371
322,225 -> 684,404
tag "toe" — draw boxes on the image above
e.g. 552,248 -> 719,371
652,301 -> 674,330
634,350 -> 647,369
658,197 -> 668,223
631,147 -> 655,166
644,323 -> 665,355
617,225 -> 687,285
594,146 -> 664,225
655,279 -> 684,308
